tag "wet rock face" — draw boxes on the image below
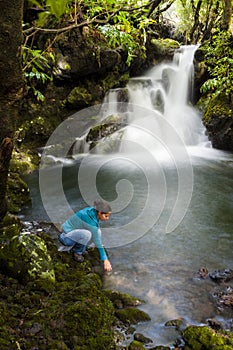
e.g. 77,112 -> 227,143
209,269 -> 233,283
211,286 -> 233,310
208,269 -> 233,312
53,27 -> 121,82
195,48 -> 233,151
202,93 -> 233,151
205,115 -> 233,151
193,267 -> 233,312
86,114 -> 126,152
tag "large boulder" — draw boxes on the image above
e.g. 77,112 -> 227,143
0,229 -> 55,292
52,26 -> 122,82
202,94 -> 233,151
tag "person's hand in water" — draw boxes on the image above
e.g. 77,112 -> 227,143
104,259 -> 112,272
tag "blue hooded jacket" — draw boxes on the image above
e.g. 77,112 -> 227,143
62,207 -> 107,261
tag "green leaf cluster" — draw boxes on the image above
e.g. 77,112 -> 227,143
46,0 -> 71,19
200,30 -> 233,98
22,46 -> 54,101
97,7 -> 155,65
26,0 -> 72,20
98,25 -> 138,66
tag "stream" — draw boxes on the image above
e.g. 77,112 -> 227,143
19,45 -> 233,348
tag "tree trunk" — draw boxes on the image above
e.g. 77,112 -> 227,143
0,0 -> 24,220
189,0 -> 202,43
147,0 -> 163,18
221,0 -> 232,31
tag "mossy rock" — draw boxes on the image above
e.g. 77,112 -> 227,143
128,340 -> 145,350
182,325 -> 233,350
15,115 -> 58,148
99,71 -> 130,94
64,296 -> 115,347
115,307 -> 151,325
66,86 -> 93,108
0,267 -> 116,349
10,149 -> 39,174
134,333 -> 153,345
202,93 -> 233,151
202,93 -> 233,125
6,147 -> 39,214
6,172 -> 31,213
165,318 -> 186,331
0,214 -> 22,238
104,290 -> 143,309
0,231 -> 55,292
151,38 -> 180,56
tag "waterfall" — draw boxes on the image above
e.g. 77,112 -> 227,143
69,45 -> 208,159
99,45 -> 208,155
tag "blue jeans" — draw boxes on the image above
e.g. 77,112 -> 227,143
59,229 -> 92,254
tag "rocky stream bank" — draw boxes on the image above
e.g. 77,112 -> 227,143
1,214 -> 233,350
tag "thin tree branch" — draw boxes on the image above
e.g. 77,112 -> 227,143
23,2 -> 152,36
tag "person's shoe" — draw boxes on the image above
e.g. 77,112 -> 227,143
58,245 -> 73,252
73,253 -> 85,262
82,250 -> 89,256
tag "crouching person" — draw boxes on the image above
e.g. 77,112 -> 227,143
59,200 -> 112,272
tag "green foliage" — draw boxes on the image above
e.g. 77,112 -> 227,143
84,0 -> 155,65
175,0 -> 224,43
85,0 -> 148,18
175,0 -> 194,36
97,11 -> 154,65
200,30 -> 233,98
46,0 -> 71,19
98,24 -> 138,65
24,0 -> 154,67
26,0 -> 72,19
22,47 -> 54,101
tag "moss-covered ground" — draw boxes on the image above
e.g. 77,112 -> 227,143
0,224 -> 115,349
0,218 -> 152,350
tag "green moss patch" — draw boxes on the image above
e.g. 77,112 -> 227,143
115,307 -> 151,325
183,325 -> 233,350
0,226 -> 115,349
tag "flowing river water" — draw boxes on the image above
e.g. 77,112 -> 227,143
20,46 -> 233,347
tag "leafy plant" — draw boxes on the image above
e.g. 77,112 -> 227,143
26,0 -> 72,20
98,10 -> 154,65
22,47 -> 55,101
98,24 -> 138,66
46,0 -> 71,19
200,30 -> 233,99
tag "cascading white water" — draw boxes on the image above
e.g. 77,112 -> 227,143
101,45 -> 208,153
70,45 -> 208,158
